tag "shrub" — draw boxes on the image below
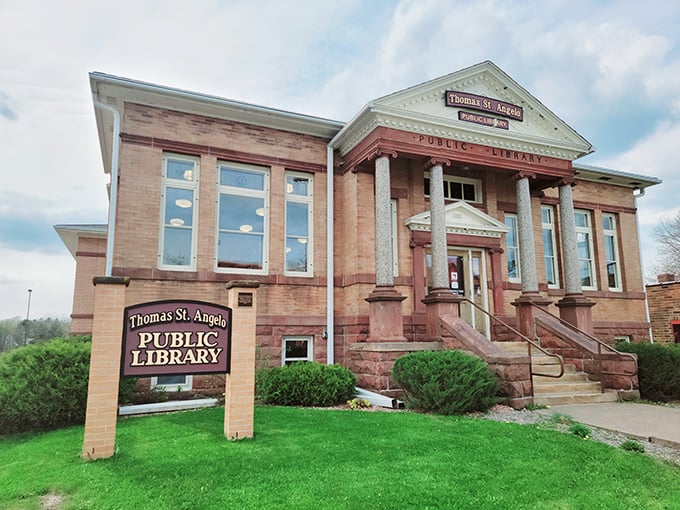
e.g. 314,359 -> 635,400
568,422 -> 591,439
0,337 -> 91,434
0,337 -> 133,435
616,342 -> 680,402
621,439 -> 645,453
256,362 -> 356,407
392,350 -> 501,415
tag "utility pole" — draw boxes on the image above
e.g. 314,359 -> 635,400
23,289 -> 32,345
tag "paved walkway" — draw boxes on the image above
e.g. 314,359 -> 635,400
541,402 -> 680,448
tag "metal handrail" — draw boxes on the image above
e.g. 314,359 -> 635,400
528,302 -> 638,378
460,298 -> 564,379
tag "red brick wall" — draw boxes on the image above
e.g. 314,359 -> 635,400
647,282 -> 680,343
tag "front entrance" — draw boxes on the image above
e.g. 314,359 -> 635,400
426,247 -> 490,337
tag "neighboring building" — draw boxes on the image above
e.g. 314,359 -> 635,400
646,274 -> 680,344
56,61 -> 659,403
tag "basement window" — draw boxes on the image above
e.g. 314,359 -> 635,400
282,336 -> 312,365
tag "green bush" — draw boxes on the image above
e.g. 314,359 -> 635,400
621,439 -> 645,453
392,350 -> 501,415
0,337 -> 132,435
256,362 -> 356,407
568,422 -> 591,439
616,342 -> 680,402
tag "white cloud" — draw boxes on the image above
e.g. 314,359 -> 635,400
0,245 -> 75,319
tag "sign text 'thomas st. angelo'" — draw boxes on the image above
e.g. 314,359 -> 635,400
121,300 -> 232,377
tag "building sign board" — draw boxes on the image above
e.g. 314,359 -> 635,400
458,111 -> 509,130
446,91 -> 523,121
121,300 -> 232,377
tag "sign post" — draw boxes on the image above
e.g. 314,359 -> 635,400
224,281 -> 259,439
82,276 -> 129,460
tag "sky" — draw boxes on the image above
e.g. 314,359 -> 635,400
1,0 -> 680,320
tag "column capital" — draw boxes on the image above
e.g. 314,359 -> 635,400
556,176 -> 576,187
426,157 -> 452,169
368,149 -> 398,161
511,170 -> 537,181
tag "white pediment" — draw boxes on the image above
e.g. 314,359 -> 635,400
336,60 -> 592,160
405,201 -> 509,238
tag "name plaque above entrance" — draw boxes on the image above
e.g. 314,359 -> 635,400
121,300 -> 232,377
445,91 -> 523,121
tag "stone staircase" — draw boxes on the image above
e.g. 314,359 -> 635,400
494,342 -> 619,406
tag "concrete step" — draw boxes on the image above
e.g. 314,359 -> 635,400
533,390 -> 619,406
534,380 -> 602,394
534,371 -> 588,383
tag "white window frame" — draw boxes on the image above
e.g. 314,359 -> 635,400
152,374 -> 193,392
284,171 -> 314,277
424,172 -> 482,203
282,336 -> 313,365
541,205 -> 560,288
603,213 -> 622,291
391,199 -> 399,277
574,209 -> 597,291
215,161 -> 270,275
504,214 -> 521,283
159,154 -> 199,271
613,335 -> 631,343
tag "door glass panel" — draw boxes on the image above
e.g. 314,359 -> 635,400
425,248 -> 488,337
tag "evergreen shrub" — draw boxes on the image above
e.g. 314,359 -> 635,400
616,341 -> 680,402
256,362 -> 356,407
0,337 -> 132,435
392,350 -> 501,415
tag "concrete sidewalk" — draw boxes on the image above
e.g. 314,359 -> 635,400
541,402 -> 680,448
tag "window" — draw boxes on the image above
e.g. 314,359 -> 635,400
216,162 -> 269,273
541,206 -> 559,287
613,335 -> 631,343
282,336 -> 312,365
159,154 -> 199,270
152,374 -> 192,391
574,210 -> 596,290
603,213 -> 622,290
424,173 -> 481,203
504,214 -> 520,282
285,172 -> 313,276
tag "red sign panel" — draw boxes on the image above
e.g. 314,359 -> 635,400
445,91 -> 523,121
458,111 -> 509,130
121,300 -> 232,377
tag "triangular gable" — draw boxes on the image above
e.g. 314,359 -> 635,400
405,201 -> 509,238
336,61 -> 592,161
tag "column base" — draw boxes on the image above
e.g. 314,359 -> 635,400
556,294 -> 596,335
365,286 -> 407,341
511,292 -> 553,339
421,288 -> 464,340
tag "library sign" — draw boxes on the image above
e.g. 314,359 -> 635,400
121,300 -> 232,377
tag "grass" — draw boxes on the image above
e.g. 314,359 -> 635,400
1,406 -> 679,509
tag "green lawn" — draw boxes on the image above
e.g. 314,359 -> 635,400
1,406 -> 679,509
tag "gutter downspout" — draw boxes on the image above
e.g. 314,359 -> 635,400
634,187 -> 654,343
326,145 -> 335,364
325,103 -> 373,365
92,96 -> 121,277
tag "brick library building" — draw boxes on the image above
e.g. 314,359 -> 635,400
57,61 -> 660,406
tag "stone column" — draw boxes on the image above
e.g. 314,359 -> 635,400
510,172 -> 551,337
429,162 -> 449,290
556,179 -> 595,334
515,174 -> 539,294
366,152 -> 406,342
422,159 -> 461,339
375,155 -> 394,286
558,180 -> 582,295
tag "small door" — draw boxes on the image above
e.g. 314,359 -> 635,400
426,247 -> 489,337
